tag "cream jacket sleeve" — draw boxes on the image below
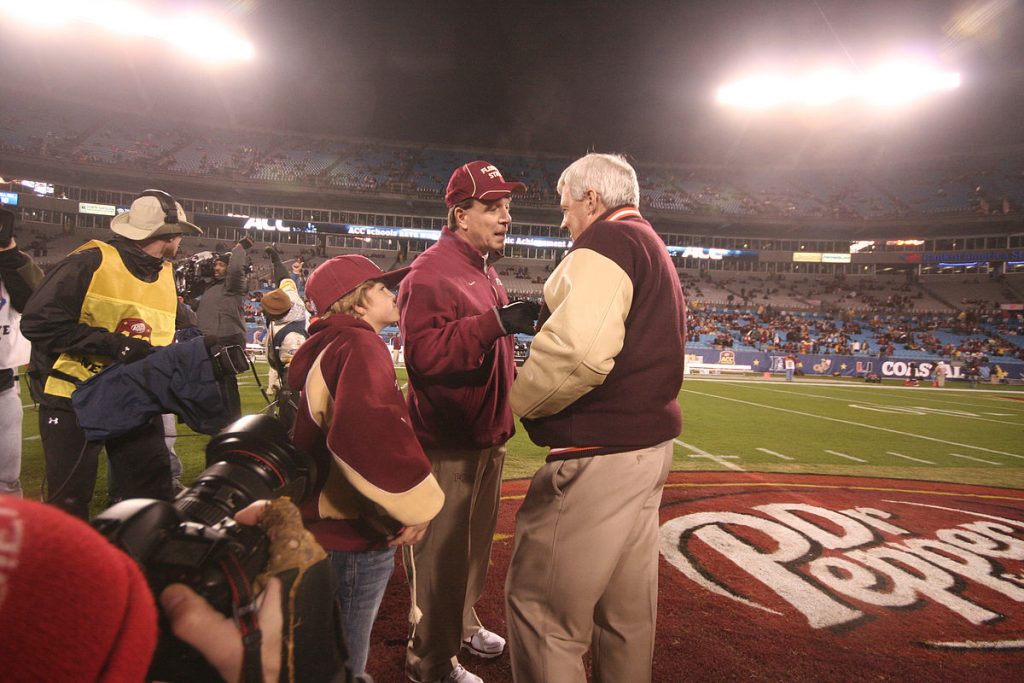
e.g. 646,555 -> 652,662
509,248 -> 634,419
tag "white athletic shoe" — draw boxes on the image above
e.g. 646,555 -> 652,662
439,664 -> 483,683
461,627 -> 506,659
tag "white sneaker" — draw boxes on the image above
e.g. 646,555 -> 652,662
461,627 -> 506,659
439,664 -> 483,683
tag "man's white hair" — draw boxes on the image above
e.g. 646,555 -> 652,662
556,153 -> 640,209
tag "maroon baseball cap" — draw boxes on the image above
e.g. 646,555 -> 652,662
305,255 -> 409,315
445,160 -> 527,208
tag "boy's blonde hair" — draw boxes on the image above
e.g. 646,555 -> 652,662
320,280 -> 377,320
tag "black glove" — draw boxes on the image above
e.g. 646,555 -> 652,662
114,336 -> 153,364
497,300 -> 541,335
265,244 -> 282,263
238,236 -> 254,251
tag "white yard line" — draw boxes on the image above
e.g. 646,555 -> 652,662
714,383 -> 1023,425
949,453 -> 1001,465
882,501 -> 1024,526
680,389 -> 1024,460
769,383 -> 1024,413
674,438 -> 746,472
886,451 -> 935,465
674,438 -> 709,454
756,447 -> 793,461
23,435 -> 40,441
825,449 -> 866,463
922,639 -> 1024,650
707,378 -> 1024,413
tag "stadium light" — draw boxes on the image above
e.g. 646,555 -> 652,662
0,0 -> 254,64
717,60 -> 960,110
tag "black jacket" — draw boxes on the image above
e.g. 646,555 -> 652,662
196,243 -> 248,343
0,247 -> 43,313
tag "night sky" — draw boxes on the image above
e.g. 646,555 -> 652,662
2,0 -> 1023,164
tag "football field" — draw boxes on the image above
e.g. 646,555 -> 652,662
15,368 -> 1024,514
14,367 -> 1024,681
669,376 -> 1024,490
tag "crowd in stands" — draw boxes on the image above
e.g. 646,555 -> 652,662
687,302 -> 1024,362
15,215 -> 1024,365
674,270 -> 1018,315
4,91 -> 1024,219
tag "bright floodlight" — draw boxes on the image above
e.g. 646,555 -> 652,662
717,60 -> 960,110
0,0 -> 254,64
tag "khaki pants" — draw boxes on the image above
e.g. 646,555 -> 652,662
505,441 -> 673,683
405,444 -> 506,681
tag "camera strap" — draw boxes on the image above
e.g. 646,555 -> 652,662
221,552 -> 264,683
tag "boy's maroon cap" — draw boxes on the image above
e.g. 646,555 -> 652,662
445,160 -> 527,208
305,255 -> 409,315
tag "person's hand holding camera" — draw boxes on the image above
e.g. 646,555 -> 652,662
496,300 -> 540,335
159,501 -> 284,683
114,336 -> 154,364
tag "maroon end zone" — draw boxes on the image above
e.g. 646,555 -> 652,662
369,472 -> 1024,682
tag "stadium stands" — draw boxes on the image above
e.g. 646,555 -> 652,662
4,86 -> 1023,371
3,90 -> 1022,218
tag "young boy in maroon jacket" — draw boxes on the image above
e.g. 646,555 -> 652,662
288,254 -> 444,677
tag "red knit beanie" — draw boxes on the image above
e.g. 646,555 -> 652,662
0,497 -> 158,682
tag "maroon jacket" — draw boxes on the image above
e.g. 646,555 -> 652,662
510,207 -> 685,458
397,229 -> 515,449
288,315 -> 443,551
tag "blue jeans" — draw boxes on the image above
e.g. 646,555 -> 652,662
329,546 -> 396,675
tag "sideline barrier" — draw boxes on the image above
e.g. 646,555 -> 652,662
685,349 -> 1024,380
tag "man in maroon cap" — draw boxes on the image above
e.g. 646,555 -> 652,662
399,161 -> 539,683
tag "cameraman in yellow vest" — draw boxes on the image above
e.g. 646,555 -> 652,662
21,190 -> 203,518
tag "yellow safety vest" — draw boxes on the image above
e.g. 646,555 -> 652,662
44,240 -> 176,398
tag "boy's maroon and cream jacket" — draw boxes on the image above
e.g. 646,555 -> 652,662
288,314 -> 444,551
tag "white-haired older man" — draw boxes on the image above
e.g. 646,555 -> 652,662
506,153 -> 686,683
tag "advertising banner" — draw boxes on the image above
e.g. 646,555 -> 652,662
687,348 -> 1024,381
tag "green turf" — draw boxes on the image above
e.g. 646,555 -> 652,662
15,367 -> 1024,517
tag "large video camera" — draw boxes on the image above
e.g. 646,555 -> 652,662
174,250 -> 217,299
92,415 -> 319,682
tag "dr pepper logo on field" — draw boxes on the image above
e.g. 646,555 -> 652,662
659,474 -> 1024,658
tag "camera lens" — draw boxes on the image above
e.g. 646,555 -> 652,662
175,414 -> 316,526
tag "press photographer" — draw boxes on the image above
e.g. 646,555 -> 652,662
21,189 -> 202,518
196,237 -> 254,420
90,414 -> 367,683
0,436 -> 368,683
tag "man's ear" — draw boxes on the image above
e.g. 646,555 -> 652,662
453,207 -> 466,231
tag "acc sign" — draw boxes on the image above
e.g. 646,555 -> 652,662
658,473 -> 1024,681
